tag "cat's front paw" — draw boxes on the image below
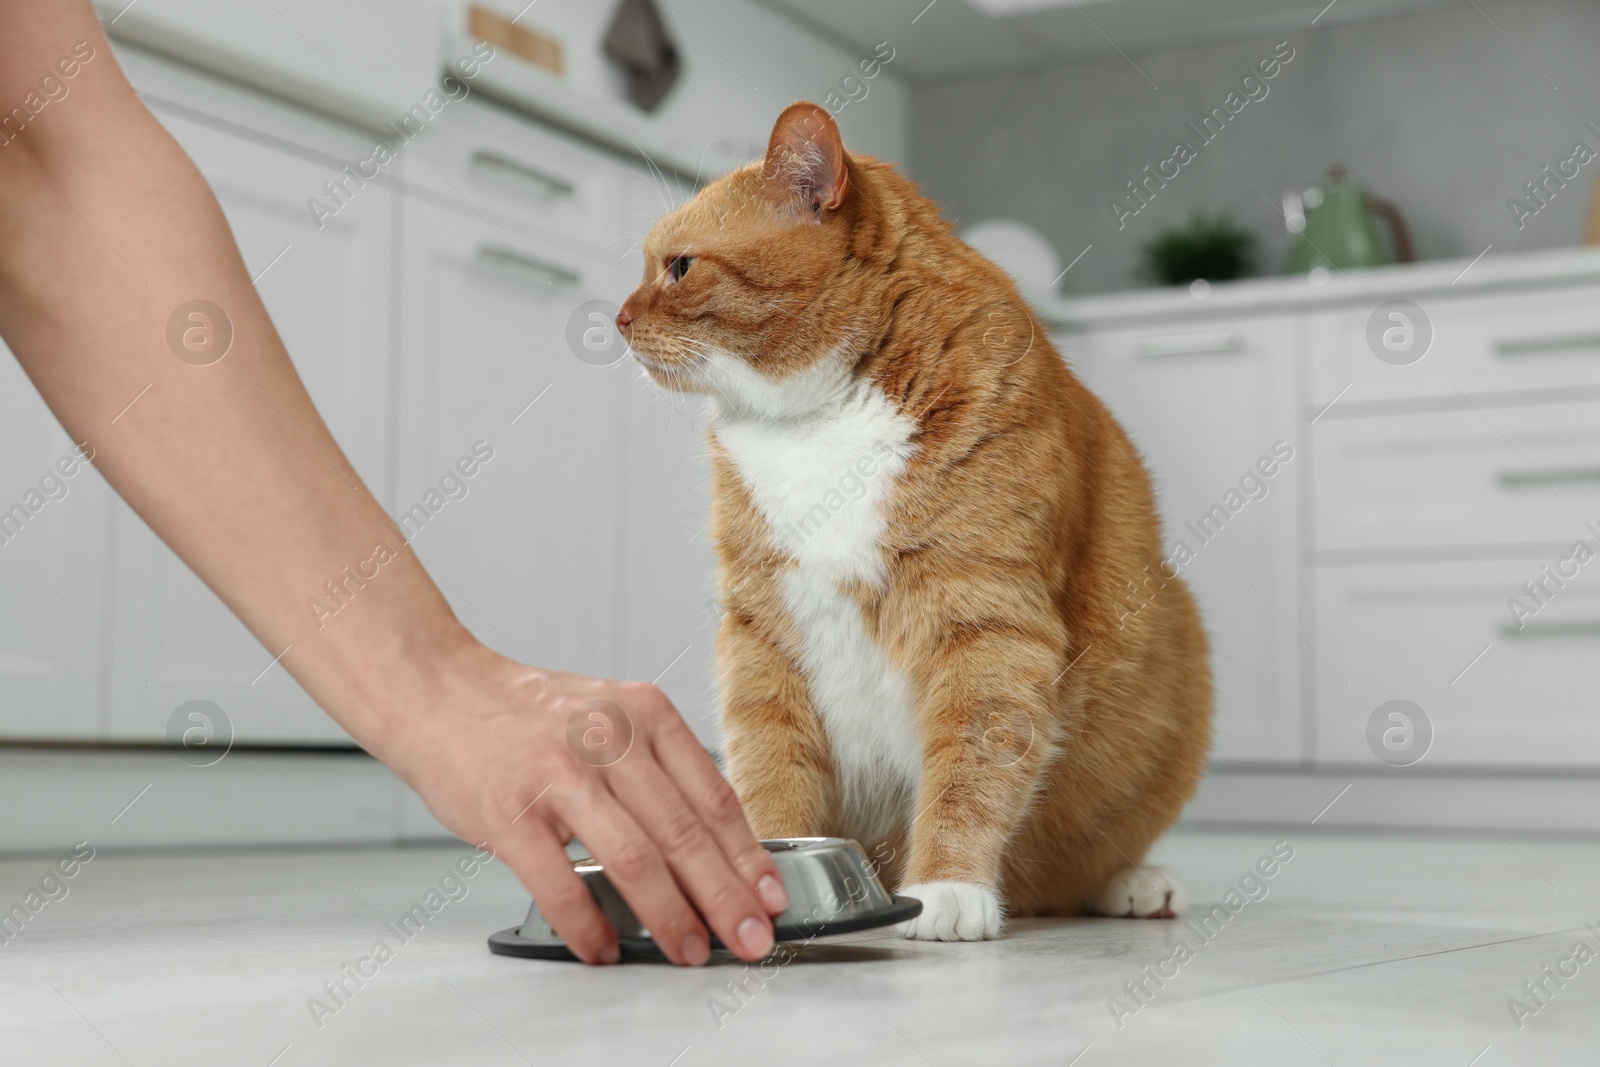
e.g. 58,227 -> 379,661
896,881 -> 1003,941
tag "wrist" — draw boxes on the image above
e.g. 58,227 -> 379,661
297,581 -> 481,770
346,626 -> 531,790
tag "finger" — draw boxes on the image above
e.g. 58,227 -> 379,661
651,713 -> 789,916
552,783 -> 710,966
609,759 -> 776,963
494,821 -> 618,966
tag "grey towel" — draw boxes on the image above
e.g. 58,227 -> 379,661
603,0 -> 681,112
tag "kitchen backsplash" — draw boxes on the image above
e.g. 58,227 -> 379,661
911,0 -> 1600,296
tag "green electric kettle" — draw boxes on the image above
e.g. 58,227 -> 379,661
1284,166 -> 1415,273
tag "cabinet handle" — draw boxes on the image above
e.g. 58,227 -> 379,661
470,150 -> 575,201
1135,331 -> 1244,358
475,244 -> 581,290
1501,620 -> 1600,639
1497,466 -> 1600,489
1494,333 -> 1600,357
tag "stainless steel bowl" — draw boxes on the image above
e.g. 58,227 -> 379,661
488,837 -> 922,961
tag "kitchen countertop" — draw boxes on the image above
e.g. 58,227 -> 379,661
1042,245 -> 1600,329
2,828 -> 1597,1065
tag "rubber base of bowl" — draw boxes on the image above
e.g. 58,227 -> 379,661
487,895 -> 924,962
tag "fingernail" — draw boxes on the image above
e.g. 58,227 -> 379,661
738,916 -> 773,960
600,941 -> 620,965
681,931 -> 710,966
758,873 -> 789,913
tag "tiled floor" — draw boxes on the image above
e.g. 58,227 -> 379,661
1,829 -> 1596,1066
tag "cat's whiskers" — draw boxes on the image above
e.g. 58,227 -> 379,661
605,228 -> 649,247
669,339 -> 718,373
626,141 -> 686,218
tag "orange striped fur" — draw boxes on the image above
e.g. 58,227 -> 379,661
618,103 -> 1211,938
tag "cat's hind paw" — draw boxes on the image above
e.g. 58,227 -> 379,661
896,881 -> 1003,941
1087,865 -> 1187,919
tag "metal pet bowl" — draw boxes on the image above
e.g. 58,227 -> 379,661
488,837 -> 922,962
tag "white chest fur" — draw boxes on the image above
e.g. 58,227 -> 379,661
714,377 -> 922,841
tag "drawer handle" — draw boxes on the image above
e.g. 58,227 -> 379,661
1501,620 -> 1600,639
470,149 -> 575,201
1135,331 -> 1244,358
1494,333 -> 1600,357
1497,466 -> 1600,489
475,244 -> 581,290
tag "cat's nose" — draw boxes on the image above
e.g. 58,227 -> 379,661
615,308 -> 633,331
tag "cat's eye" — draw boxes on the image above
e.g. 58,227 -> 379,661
667,255 -> 695,283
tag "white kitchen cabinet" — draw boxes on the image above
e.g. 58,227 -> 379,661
1068,315 -> 1305,763
0,347 -> 114,741
1303,263 -> 1600,772
0,16 -> 907,846
449,0 -> 909,180
1314,399 -> 1600,554
397,101 -> 723,735
394,194 -> 628,681
1055,247 -> 1600,781
1308,283 -> 1600,410
104,105 -> 394,745
1313,557 -> 1600,767
402,95 -> 625,252
94,0 -> 441,133
0,45 -> 724,750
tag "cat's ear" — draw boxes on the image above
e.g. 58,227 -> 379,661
763,101 -> 848,219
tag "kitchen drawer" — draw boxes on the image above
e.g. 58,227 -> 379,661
1315,399 -> 1600,552
1309,283 -> 1600,409
1313,558 -> 1600,768
405,97 -> 623,250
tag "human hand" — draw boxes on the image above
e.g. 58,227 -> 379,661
379,640 -> 788,966
0,0 -> 782,973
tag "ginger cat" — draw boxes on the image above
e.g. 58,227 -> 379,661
617,103 -> 1211,941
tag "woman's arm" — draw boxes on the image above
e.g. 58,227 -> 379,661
0,0 -> 784,966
